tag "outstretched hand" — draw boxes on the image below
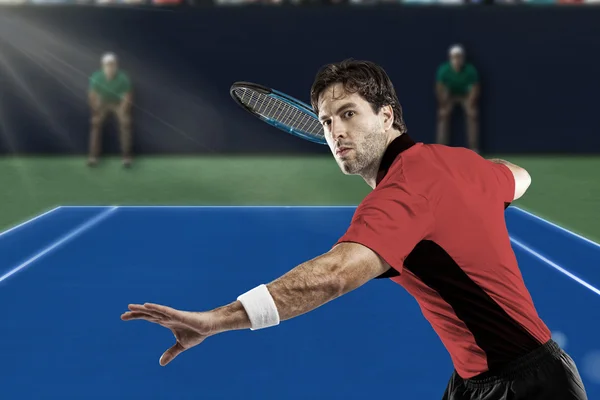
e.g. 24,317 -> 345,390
121,303 -> 217,366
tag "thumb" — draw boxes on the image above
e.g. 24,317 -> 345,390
159,342 -> 185,367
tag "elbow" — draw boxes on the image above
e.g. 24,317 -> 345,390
332,278 -> 348,300
327,262 -> 354,298
331,264 -> 373,297
328,267 -> 349,299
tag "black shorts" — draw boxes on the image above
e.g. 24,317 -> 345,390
442,340 -> 588,400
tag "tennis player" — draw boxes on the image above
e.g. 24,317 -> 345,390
122,59 -> 588,399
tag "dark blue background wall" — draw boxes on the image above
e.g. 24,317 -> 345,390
0,6 -> 599,155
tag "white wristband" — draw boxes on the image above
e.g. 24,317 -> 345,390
237,284 -> 280,331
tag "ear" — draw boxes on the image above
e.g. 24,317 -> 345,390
380,105 -> 394,131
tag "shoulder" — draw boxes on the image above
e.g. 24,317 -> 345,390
465,63 -> 478,74
90,70 -> 102,80
364,149 -> 430,208
437,62 -> 451,73
349,154 -> 433,242
386,143 -> 432,188
424,144 -> 479,172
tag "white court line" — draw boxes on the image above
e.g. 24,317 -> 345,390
512,206 -> 600,249
0,206 -> 62,238
55,206 -> 112,209
0,207 -> 118,284
510,236 -> 600,297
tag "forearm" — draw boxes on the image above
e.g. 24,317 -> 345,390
121,92 -> 133,109
435,83 -> 448,103
209,243 -> 388,334
467,84 -> 480,103
88,91 -> 99,108
211,254 -> 345,333
267,255 -> 345,321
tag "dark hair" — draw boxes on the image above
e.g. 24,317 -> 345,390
310,59 -> 407,134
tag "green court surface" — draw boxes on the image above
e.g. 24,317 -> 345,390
1,155 -> 599,241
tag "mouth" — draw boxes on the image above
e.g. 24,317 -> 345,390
335,147 -> 352,157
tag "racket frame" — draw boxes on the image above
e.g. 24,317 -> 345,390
229,81 -> 327,145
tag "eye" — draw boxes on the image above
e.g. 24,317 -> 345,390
322,119 -> 331,127
343,110 -> 355,118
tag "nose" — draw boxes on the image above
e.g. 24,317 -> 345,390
329,119 -> 346,141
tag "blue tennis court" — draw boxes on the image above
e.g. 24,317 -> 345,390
1,206 -> 599,399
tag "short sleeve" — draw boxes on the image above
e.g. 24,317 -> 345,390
336,181 -> 433,275
89,73 -> 99,91
488,162 -> 515,206
468,65 -> 480,85
121,73 -> 132,92
436,64 -> 447,82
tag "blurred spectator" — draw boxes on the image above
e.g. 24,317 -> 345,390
29,0 -> 76,3
152,0 -> 181,4
87,53 -> 133,168
435,44 -> 480,153
402,0 -> 464,3
214,0 -> 257,5
29,0 -> 94,3
402,0 -> 436,3
96,0 -> 145,4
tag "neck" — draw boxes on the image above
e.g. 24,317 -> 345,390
360,130 -> 402,189
360,162 -> 380,190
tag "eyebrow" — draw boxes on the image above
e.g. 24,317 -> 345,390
319,102 -> 358,121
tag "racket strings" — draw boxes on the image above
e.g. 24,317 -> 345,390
234,87 -> 324,139
239,88 -> 316,132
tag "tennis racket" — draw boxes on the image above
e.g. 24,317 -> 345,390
230,81 -> 327,145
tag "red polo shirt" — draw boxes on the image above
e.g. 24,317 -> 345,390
337,134 -> 551,379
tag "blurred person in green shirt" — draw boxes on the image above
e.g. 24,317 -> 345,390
435,45 -> 480,153
88,52 -> 133,168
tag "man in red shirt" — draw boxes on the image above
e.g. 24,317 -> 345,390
121,60 -> 587,399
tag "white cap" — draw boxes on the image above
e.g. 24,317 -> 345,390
449,44 -> 465,56
101,52 -> 117,64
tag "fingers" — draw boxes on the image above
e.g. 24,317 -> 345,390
126,304 -> 172,320
143,303 -> 181,319
120,311 -> 161,323
121,304 -> 170,324
122,303 -> 187,329
160,342 -> 185,367
128,303 -> 176,317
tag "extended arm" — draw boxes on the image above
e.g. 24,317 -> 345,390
122,242 -> 392,365
211,242 -> 391,332
122,184 -> 426,366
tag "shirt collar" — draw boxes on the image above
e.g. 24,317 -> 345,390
376,133 -> 416,186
